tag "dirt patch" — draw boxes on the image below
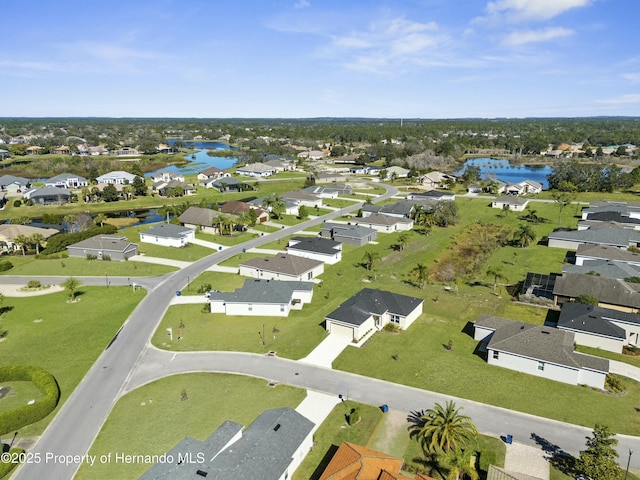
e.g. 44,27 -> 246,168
369,409 -> 409,454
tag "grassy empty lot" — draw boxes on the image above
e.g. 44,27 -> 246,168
76,373 -> 306,479
0,286 -> 146,436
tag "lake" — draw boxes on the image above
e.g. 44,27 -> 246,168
146,141 -> 239,177
456,158 -> 552,189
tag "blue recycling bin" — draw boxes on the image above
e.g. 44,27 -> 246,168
506,434 -> 513,444
380,404 -> 389,413
176,291 -> 182,296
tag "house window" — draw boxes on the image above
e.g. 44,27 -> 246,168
248,304 -> 253,312
492,351 -> 499,360
537,361 -> 545,371
308,271 -> 313,280
390,314 -> 401,324
280,304 -> 285,312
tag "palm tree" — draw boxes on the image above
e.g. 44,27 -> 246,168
514,224 -> 536,248
397,232 -> 411,251
94,213 -> 108,227
410,263 -> 429,289
362,250 -> 380,271
62,277 -> 81,302
410,401 -> 478,455
441,447 -> 479,480
30,233 -> 45,254
485,265 -> 507,291
13,234 -> 29,256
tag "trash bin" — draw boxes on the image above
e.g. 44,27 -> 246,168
506,434 -> 513,444
380,404 -> 389,413
176,291 -> 182,296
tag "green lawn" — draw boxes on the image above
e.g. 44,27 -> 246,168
0,381 -> 46,414
0,255 -> 176,277
0,286 -> 146,436
196,230 -> 259,246
120,223 -> 216,261
180,272 -> 246,296
75,373 -> 306,479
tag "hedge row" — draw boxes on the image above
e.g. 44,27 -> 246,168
0,366 -> 60,436
40,225 -> 118,255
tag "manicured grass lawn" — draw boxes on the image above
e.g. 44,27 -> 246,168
0,286 -> 146,436
76,373 -> 305,480
0,381 -> 45,414
196,230 -> 259,246
217,252 -> 267,268
293,400 -> 383,480
322,198 -> 362,208
182,272 -> 246,295
576,345 -> 640,368
250,223 -> 280,233
121,223 -> 216,261
0,255 -> 176,277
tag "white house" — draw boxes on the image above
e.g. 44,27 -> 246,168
474,315 -> 609,389
208,279 -> 314,316
239,254 -> 324,282
139,223 -> 195,248
96,171 -> 137,185
149,171 -> 185,183
287,236 -> 342,265
236,163 -> 276,177
44,173 -> 88,189
491,196 -> 529,212
352,213 -> 413,232
325,288 -> 424,342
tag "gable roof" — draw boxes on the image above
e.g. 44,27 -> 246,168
563,258 -> 640,280
68,235 -> 137,253
363,200 -> 414,217
557,302 -> 631,339
0,224 -> 59,241
356,213 -> 410,227
179,206 -> 234,227
493,195 -> 529,206
553,272 -> 640,309
240,254 -> 323,276
0,175 -> 30,187
207,279 -> 314,304
548,223 -> 640,247
288,236 -> 341,255
143,223 -> 193,239
327,288 -> 424,327
576,244 -> 640,264
319,442 -> 416,480
322,223 -> 376,239
26,185 -> 71,199
45,172 -> 88,184
237,162 -> 275,173
282,190 -> 322,202
199,166 -> 225,176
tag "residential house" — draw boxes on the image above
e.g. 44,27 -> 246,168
77,144 -> 108,156
297,150 -> 327,160
250,196 -> 299,216
152,179 -> 196,197
0,224 -> 59,253
263,159 -> 287,172
236,162 -> 276,177
239,254 -> 324,282
467,184 -> 483,194
0,175 -> 30,194
352,213 -> 413,232
581,200 -> 640,222
51,146 -> 71,155
303,184 -> 353,197
44,173 -> 88,189
362,200 -> 415,219
197,166 -> 231,182
557,302 -> 640,353
149,171 -> 185,183
96,171 -> 137,185
406,190 -> 455,202
282,190 -> 323,208
139,223 -> 195,248
179,206 -> 238,235
208,279 -> 313,316
553,272 -> 640,313
325,288 -> 424,342
563,258 -> 640,280
547,223 -> 640,250
319,442 -> 434,480
491,196 -> 529,212
418,171 -> 456,189
140,408 -> 314,480
505,180 -> 543,196
575,244 -> 640,267
67,235 -> 138,261
519,272 -> 559,302
112,146 -> 139,156
473,315 -> 609,389
287,236 -> 342,264
315,171 -> 347,184
23,186 -> 71,205
220,200 -> 269,223
384,166 -> 410,179
320,223 -> 377,246
26,146 -> 44,155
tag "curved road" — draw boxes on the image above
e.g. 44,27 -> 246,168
12,183 -> 640,478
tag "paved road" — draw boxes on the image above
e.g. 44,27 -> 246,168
13,185 -> 396,480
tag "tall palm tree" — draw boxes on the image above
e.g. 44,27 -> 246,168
13,234 -> 29,256
485,265 -> 507,291
410,401 -> 478,455
62,277 -> 81,302
94,213 -> 108,228
410,263 -> 429,289
441,447 -> 479,480
30,233 -> 45,254
362,250 -> 380,271
397,232 -> 411,251
514,224 -> 536,248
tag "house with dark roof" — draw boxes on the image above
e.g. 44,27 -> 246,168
553,272 -> 640,313
67,235 -> 138,261
23,186 -> 71,205
220,200 -> 269,223
44,173 -> 88,189
557,302 -> 640,353
239,254 -> 324,282
204,177 -> 248,192
582,200 -> 640,222
563,258 -> 640,280
139,223 -> 195,248
575,244 -> 640,267
491,195 -> 529,212
287,236 -> 342,264
473,315 -> 609,389
325,288 -> 423,342
208,279 -> 314,316
406,190 -> 455,202
303,184 -> 353,197
362,200 -> 415,219
320,222 -> 377,246
352,213 -> 414,232
140,408 -> 314,480
547,223 -> 640,250
179,206 -> 238,235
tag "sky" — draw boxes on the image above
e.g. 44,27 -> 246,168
1,0 -> 639,118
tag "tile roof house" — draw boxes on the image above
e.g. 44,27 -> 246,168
239,254 -> 324,282
139,223 -> 195,248
140,408 -> 314,480
67,235 -> 138,261
553,272 -> 640,313
23,186 -> 71,205
473,315 -> 609,389
208,279 -> 314,316
547,223 -> 640,250
0,224 -> 59,253
287,236 -> 342,264
319,442 -> 435,480
557,302 -> 639,353
197,166 -> 231,181
44,173 -> 88,189
491,196 -> 529,212
320,222 -> 377,246
325,288 -> 424,343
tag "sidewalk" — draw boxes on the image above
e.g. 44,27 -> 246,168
191,237 -> 226,251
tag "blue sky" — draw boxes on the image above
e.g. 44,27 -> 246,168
2,0 -> 638,118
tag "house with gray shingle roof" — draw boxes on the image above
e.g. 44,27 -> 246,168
563,258 -> 640,280
179,206 -> 238,235
239,254 -> 324,282
67,235 -> 138,261
95,170 -> 136,185
139,223 -> 195,248
0,175 -> 30,194
23,186 -> 71,205
320,222 -> 377,246
491,195 -> 529,212
44,172 -> 88,189
362,200 -> 415,219
325,288 -> 423,342
557,302 -> 640,353
236,162 -> 276,177
548,223 -> 640,250
287,236 -> 342,264
208,279 -> 313,316
139,408 -> 314,480
352,212 -> 413,232
575,244 -> 640,267
553,272 -> 640,312
474,314 -> 609,389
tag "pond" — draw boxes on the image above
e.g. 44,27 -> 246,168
146,141 -> 240,177
456,158 -> 552,189
104,209 -> 167,226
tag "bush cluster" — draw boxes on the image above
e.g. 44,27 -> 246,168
0,261 -> 13,272
0,366 -> 60,436
40,225 -> 118,255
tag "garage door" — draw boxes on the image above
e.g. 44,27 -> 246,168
329,322 -> 354,339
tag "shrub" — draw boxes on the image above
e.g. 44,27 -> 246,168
197,283 -> 213,294
0,261 -> 13,272
383,323 -> 402,333
102,254 -> 111,261
0,365 -> 60,435
26,280 -> 42,289
12,200 -> 21,208
605,374 -> 626,393
86,254 -> 97,260
347,407 -> 361,426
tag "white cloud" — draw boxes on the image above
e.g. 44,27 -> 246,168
503,27 -> 574,45
481,0 -> 592,22
294,0 -> 310,9
622,72 -> 640,84
597,94 -> 640,105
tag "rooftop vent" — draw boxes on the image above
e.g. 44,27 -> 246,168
541,331 -> 550,335
196,470 -> 208,477
274,423 -> 281,432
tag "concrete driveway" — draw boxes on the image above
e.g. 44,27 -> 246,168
299,334 -> 352,368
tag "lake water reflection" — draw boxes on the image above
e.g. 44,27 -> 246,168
456,158 -> 552,189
